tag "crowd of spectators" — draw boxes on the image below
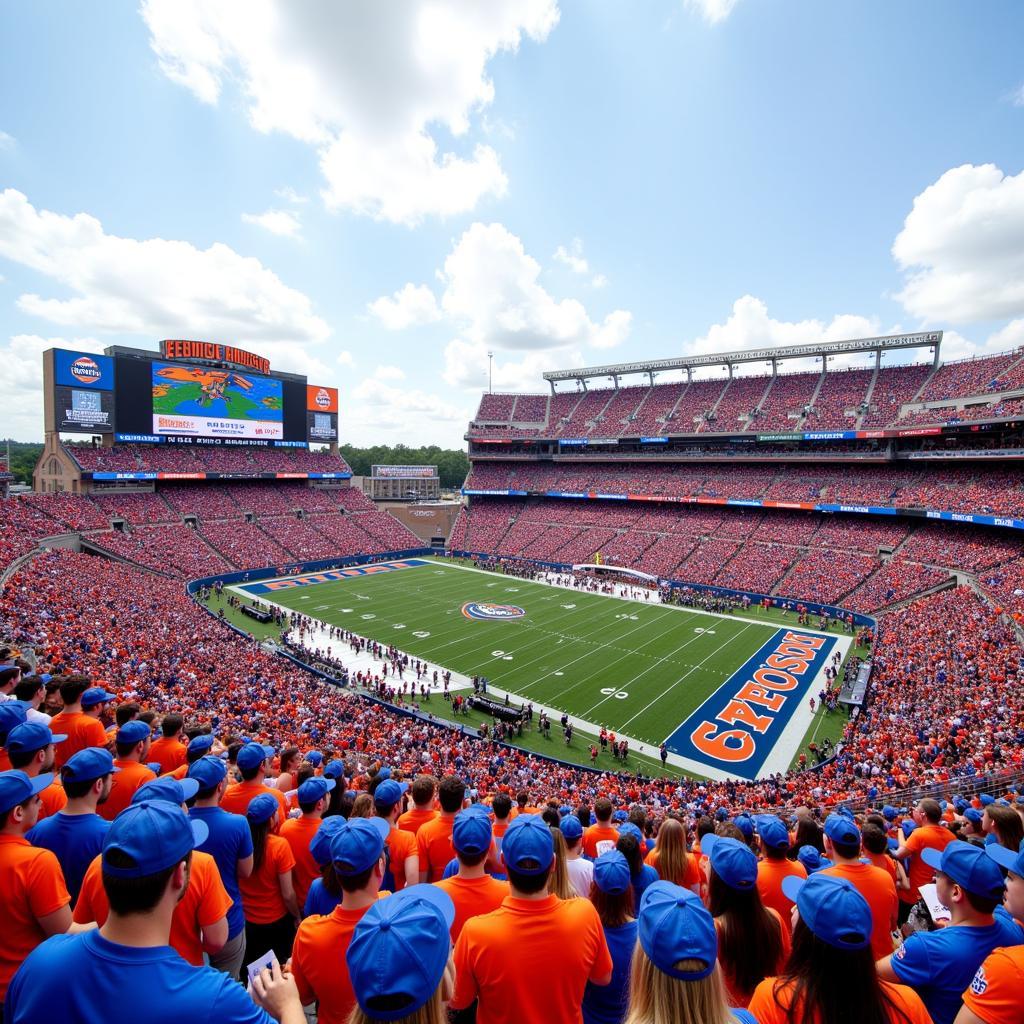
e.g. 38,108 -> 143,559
65,443 -> 352,476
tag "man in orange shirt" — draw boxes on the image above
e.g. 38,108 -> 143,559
417,774 -> 465,882
289,817 -> 391,1024
891,798 -> 953,923
755,813 -> 807,920
5,721 -> 67,820
820,814 -> 897,960
221,742 -> 288,820
583,798 -> 619,859
49,680 -> 114,769
451,814 -> 613,1024
397,774 -> 438,835
100,720 -> 157,821
280,775 -> 335,912
435,806 -> 509,942
0,768 -> 77,999
148,714 -> 188,775
373,778 -> 418,890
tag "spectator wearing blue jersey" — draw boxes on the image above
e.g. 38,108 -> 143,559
27,746 -> 116,904
584,850 -> 637,1024
188,753 -> 254,979
617,826 -> 658,908
5,801 -> 302,1024
877,841 -> 1019,1024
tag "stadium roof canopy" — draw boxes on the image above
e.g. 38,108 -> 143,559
542,331 -> 943,388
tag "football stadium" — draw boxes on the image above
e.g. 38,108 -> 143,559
2,6 -> 1024,1024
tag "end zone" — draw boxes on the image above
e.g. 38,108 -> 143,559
235,559 -> 430,595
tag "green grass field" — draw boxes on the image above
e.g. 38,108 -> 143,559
223,558 -> 858,779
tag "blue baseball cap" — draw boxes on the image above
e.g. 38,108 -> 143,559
797,846 -> 830,874
502,814 -> 555,876
954,798 -> 969,813
102,801 -> 208,878
824,814 -> 861,847
986,843 -> 1024,879
116,720 -> 151,745
61,747 -> 120,783
306,750 -> 323,766
593,850 -> 631,896
298,777 -> 336,805
922,843 -> 1005,900
782,873 -> 871,949
246,793 -> 280,824
131,776 -> 200,807
453,808 -> 492,856
188,754 -> 227,790
617,821 -> 644,844
237,742 -> 275,772
374,779 -> 409,808
901,820 -> 917,838
347,885 -> 455,1022
330,817 -> 389,876
0,769 -> 55,816
324,759 -> 346,780
559,815 -> 583,842
612,809 -> 628,823
733,814 -> 754,838
755,814 -> 790,851
882,804 -> 897,820
964,807 -> 983,825
0,703 -> 28,742
5,721 -> 66,755
638,882 -> 718,980
187,734 -> 214,755
980,794 -> 995,807
309,817 -> 348,866
81,687 -> 117,708
702,833 -> 758,891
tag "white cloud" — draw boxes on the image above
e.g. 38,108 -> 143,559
684,0 -> 740,24
141,0 -> 558,224
368,283 -> 441,330
1010,84 -> 1024,108
892,163 -> 1024,324
590,273 -> 608,289
373,364 -> 406,381
274,185 -> 308,204
442,337 -> 581,391
0,189 -> 329,357
0,130 -> 15,150
241,207 -> 302,237
553,238 -> 589,274
336,349 -> 355,367
348,376 -> 468,442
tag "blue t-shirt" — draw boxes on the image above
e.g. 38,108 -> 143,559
630,864 -> 659,908
890,917 -> 1023,1024
5,930 -> 272,1024
303,878 -> 342,918
583,920 -> 638,1024
189,805 -> 253,939
27,812 -> 108,905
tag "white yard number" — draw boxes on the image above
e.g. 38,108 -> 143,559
600,687 -> 629,699
412,631 -> 431,639
361,614 -> 376,620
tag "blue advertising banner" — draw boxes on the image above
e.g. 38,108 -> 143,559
54,349 -> 114,390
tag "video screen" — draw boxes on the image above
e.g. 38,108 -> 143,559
151,361 -> 284,440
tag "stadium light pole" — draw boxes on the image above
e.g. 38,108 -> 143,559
488,350 -> 493,393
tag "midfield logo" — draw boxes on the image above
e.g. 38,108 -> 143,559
461,602 -> 526,621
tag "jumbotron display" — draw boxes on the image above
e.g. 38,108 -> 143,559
42,340 -> 338,447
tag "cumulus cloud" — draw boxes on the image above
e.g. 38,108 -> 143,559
368,284 -> 441,330
336,349 -> 355,367
684,0 -> 740,24
892,163 -> 1024,324
442,338 -> 582,392
0,189 -> 329,357
141,0 -> 558,224
553,238 -> 589,274
0,130 -> 15,150
241,208 -> 302,237
274,185 -> 308,204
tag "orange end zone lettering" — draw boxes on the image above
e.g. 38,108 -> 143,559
733,682 -> 786,712
689,721 -> 756,762
752,666 -> 799,691
717,699 -> 773,734
781,631 -> 826,649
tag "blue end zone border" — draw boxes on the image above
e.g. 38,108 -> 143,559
235,558 -> 430,595
665,627 -> 837,780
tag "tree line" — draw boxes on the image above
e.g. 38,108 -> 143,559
339,444 -> 470,489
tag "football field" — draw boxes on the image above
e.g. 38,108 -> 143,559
231,558 -> 848,780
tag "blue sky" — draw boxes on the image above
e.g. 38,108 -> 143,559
1,0 -> 1022,444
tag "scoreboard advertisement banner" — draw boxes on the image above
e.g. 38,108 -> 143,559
372,465 -> 438,478
53,350 -> 116,433
306,385 -> 338,442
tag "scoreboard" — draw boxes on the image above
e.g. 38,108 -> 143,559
43,341 -> 339,447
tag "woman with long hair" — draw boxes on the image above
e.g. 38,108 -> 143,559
550,826 -> 577,900
984,804 -> 1024,852
703,833 -> 789,1009
350,791 -> 375,818
303,816 -> 346,917
584,851 -> 637,1024
237,793 -> 300,978
646,818 -> 702,896
789,817 -> 825,858
617,829 -> 659,907
274,746 -> 301,793
748,874 -> 930,1024
624,880 -> 755,1024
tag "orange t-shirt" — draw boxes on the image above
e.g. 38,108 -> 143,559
645,848 -> 704,894
99,760 -> 158,821
221,780 -> 289,821
397,806 -> 438,835
582,823 -> 619,859
279,815 -> 321,911
417,815 -> 456,882
239,834 -> 295,924
452,893 -> 613,1024
290,904 -> 375,1024
865,850 -> 899,886
901,823 -> 953,903
962,946 -> 1024,1024
148,737 -> 187,775
822,862 -> 897,961
757,858 -> 807,921
385,825 -> 418,891
49,711 -> 108,769
748,976 -> 931,1024
0,835 -> 70,1000
74,850 -> 232,965
434,874 -> 510,942
716,907 -> 791,1009
38,779 -> 67,820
